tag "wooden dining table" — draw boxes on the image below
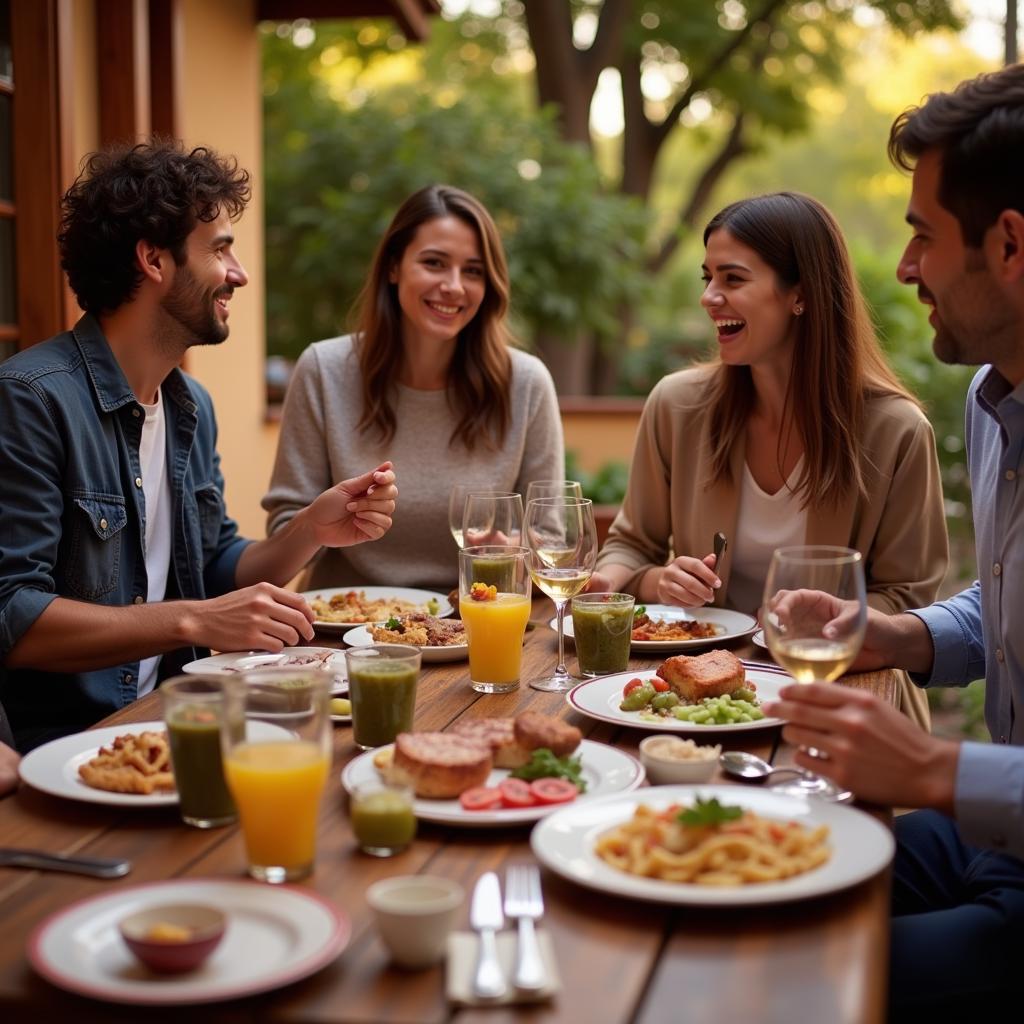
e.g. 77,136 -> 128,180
0,599 -> 896,1024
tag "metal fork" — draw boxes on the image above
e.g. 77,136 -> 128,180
504,864 -> 547,991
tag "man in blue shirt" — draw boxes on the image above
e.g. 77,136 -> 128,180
0,140 -> 397,750
768,64 -> 1024,1014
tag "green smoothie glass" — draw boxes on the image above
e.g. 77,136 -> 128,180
570,592 -> 635,676
345,644 -> 422,750
161,675 -> 238,828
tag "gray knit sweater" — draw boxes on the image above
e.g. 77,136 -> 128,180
263,335 -> 564,590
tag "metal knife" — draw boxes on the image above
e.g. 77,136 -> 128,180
0,848 -> 131,879
470,871 -> 507,1000
713,531 -> 728,565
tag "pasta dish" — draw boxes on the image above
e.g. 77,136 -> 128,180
631,613 -> 722,642
311,590 -> 426,624
594,799 -> 830,886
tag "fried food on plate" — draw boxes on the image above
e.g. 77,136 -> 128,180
311,590 -> 421,624
392,732 -> 492,798
657,649 -> 746,703
631,613 -> 722,642
370,613 -> 465,647
78,731 -> 175,795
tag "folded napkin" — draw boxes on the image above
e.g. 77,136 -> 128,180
446,929 -> 560,1005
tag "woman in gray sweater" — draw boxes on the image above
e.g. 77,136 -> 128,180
263,185 -> 563,590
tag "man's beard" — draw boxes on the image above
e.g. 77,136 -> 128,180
161,265 -> 229,348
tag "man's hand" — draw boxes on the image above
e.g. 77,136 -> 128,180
182,582 -> 315,652
651,552 -> 720,607
304,462 -> 397,548
766,590 -> 935,674
764,683 -> 959,812
0,743 -> 20,797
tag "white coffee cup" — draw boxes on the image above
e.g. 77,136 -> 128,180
366,874 -> 464,968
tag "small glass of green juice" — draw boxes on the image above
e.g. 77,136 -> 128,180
161,675 -> 237,829
350,780 -> 416,857
570,592 -> 635,676
344,644 -> 421,749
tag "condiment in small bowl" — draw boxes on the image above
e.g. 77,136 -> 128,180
639,735 -> 720,785
119,903 -> 226,973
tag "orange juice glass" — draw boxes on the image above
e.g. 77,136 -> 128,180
221,668 -> 332,883
459,545 -> 531,693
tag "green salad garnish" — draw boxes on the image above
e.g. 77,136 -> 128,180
509,748 -> 587,792
677,797 -> 744,828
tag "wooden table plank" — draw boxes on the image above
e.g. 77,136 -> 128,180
0,602 -> 893,1023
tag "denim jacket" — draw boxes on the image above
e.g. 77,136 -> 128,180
0,315 -> 250,749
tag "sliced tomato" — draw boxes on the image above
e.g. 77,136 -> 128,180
498,778 -> 537,809
459,786 -> 503,812
649,676 -> 670,692
622,677 -> 646,698
528,778 -> 579,805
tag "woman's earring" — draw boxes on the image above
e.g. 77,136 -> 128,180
794,304 -> 804,315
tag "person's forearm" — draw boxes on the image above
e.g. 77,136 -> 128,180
5,597 -> 200,673
882,611 -> 936,675
235,507 -> 319,588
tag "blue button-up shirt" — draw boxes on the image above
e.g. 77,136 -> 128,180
0,315 -> 250,748
913,367 -> 1024,857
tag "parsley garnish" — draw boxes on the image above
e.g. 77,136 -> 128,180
634,605 -> 646,619
385,617 -> 402,630
677,797 -> 743,828
509,748 -> 587,792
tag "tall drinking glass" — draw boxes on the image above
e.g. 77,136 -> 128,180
221,668 -> 332,883
762,545 -> 867,797
525,497 -> 597,692
345,644 -> 421,749
524,480 -> 583,505
459,545 -> 531,693
462,492 -> 523,548
161,675 -> 238,829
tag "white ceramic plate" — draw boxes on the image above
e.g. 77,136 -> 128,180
19,722 -> 179,807
530,784 -> 894,907
343,624 -> 468,663
301,586 -> 453,634
341,738 -> 644,828
28,878 -> 350,1005
18,720 -> 289,806
752,628 -> 767,649
183,648 -> 348,693
567,665 -> 787,734
555,604 -> 757,652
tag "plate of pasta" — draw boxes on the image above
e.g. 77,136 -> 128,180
558,605 -> 757,652
530,785 -> 894,906
301,586 -> 453,633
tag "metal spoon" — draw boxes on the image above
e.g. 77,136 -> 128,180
0,848 -> 131,879
719,752 -> 853,802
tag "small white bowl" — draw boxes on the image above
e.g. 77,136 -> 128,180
639,735 -> 719,785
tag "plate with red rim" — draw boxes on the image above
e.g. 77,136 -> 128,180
340,738 -> 645,827
566,664 -> 788,734
28,878 -> 350,1005
555,605 -> 758,652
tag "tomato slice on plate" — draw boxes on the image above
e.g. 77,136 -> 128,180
498,778 -> 537,809
529,778 -> 579,805
650,676 -> 669,692
622,677 -> 645,698
459,786 -> 503,811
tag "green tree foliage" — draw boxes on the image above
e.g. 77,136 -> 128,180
263,23 -> 650,364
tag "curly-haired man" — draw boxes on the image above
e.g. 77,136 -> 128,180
0,140 -> 397,751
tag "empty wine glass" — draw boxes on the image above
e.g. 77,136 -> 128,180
524,479 -> 583,506
462,492 -> 523,548
524,497 -> 597,692
762,545 -> 867,797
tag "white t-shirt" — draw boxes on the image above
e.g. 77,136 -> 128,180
726,458 -> 807,616
136,392 -> 172,696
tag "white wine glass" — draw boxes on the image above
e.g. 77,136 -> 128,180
762,545 -> 867,797
524,497 -> 597,692
462,492 -> 523,548
524,479 -> 583,506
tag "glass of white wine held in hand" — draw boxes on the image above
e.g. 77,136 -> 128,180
524,497 -> 597,692
762,545 -> 867,797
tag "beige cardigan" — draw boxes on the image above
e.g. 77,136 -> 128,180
597,367 -> 950,727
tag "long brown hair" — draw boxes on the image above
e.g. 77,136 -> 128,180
700,192 -> 917,507
350,184 -> 513,449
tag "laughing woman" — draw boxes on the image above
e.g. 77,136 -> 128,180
594,192 -> 948,727
263,185 -> 563,590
